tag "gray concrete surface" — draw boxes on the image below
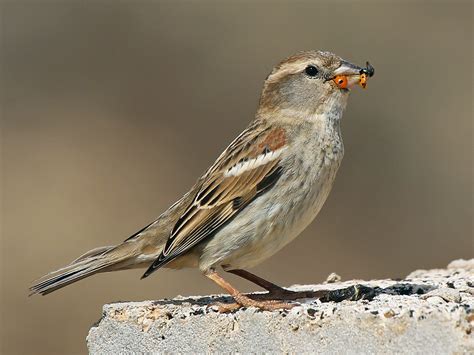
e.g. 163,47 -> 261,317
87,260 -> 474,354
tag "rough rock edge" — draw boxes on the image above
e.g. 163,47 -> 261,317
87,259 -> 474,354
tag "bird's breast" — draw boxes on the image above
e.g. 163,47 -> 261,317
276,130 -> 344,237
199,121 -> 344,270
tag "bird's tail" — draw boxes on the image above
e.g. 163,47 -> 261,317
29,243 -> 138,296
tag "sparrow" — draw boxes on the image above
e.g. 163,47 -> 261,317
30,51 -> 374,311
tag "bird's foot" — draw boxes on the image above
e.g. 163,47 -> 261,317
211,284 -> 376,312
224,269 -> 329,301
215,293 -> 295,313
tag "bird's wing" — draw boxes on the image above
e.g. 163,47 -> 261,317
142,121 -> 287,277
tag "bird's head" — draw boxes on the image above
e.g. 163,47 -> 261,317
258,50 -> 374,119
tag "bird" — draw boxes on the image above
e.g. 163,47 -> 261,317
30,50 -> 374,311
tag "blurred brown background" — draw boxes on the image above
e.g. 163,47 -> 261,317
1,1 -> 472,354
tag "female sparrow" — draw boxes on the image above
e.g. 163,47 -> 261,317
30,51 -> 374,311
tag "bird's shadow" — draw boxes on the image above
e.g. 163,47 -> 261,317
144,282 -> 436,308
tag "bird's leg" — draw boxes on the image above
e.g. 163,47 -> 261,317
205,269 -> 294,313
226,269 -> 328,301
226,269 -> 288,293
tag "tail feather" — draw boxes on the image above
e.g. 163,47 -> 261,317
29,245 -> 124,296
71,245 -> 115,263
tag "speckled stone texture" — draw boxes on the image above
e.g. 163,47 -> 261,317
87,260 -> 474,354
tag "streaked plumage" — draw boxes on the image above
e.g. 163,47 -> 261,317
30,50 -> 373,311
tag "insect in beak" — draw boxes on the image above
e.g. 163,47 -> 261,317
332,61 -> 375,90
358,62 -> 375,89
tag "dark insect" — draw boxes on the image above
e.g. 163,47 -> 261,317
360,61 -> 375,78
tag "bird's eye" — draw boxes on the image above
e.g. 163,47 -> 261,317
305,65 -> 318,77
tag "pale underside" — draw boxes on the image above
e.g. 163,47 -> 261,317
133,110 -> 345,274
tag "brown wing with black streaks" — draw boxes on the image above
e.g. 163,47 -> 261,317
142,120 -> 287,277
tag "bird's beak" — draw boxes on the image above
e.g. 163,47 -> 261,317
331,61 -> 375,90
